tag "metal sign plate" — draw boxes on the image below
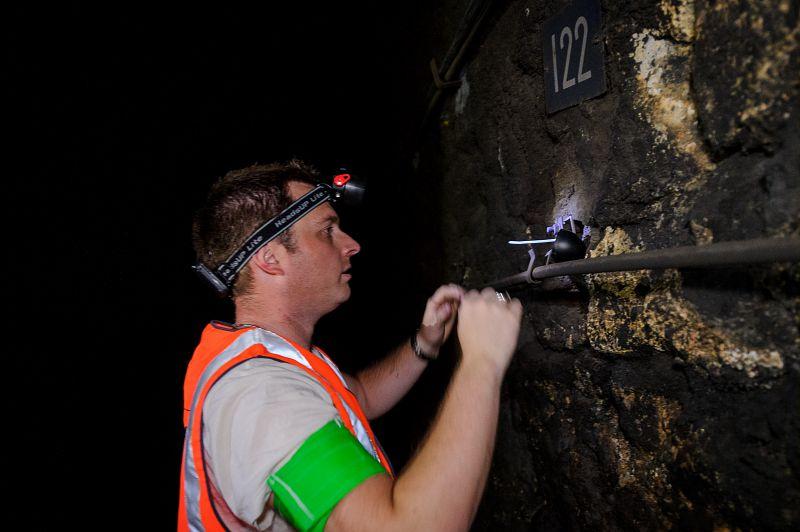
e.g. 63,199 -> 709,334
542,0 -> 606,114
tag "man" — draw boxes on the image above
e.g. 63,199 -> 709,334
181,160 -> 523,531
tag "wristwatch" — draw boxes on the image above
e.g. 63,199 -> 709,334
410,330 -> 438,361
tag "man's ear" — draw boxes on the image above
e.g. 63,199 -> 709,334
250,244 -> 285,276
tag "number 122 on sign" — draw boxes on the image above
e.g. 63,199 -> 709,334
541,0 -> 606,114
551,16 -> 592,93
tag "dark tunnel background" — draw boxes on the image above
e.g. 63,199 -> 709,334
9,1 -> 800,529
9,2 -> 448,525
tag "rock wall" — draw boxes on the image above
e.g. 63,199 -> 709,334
413,0 -> 799,529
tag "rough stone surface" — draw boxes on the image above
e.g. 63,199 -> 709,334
413,0 -> 799,529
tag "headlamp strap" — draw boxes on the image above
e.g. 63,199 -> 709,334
198,184 -> 333,290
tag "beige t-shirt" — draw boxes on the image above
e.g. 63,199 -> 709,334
202,357 -> 340,530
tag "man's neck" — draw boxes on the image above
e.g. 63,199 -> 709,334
235,303 -> 316,350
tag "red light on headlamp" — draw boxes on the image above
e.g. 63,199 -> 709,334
333,173 -> 351,187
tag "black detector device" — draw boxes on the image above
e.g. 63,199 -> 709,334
551,229 -> 587,263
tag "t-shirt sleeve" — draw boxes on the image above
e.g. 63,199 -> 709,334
202,358 -> 341,529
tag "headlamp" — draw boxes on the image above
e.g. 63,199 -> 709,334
193,170 -> 366,296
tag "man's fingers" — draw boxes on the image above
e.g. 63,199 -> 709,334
479,287 -> 496,300
461,289 -> 524,315
428,284 -> 465,306
422,285 -> 465,329
436,301 -> 457,321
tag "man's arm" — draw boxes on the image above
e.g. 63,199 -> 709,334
326,288 -> 523,532
345,284 -> 464,420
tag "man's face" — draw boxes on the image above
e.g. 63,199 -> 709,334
280,181 -> 361,315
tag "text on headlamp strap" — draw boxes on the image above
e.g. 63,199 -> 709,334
215,185 -> 333,284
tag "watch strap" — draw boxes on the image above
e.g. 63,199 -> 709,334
410,330 -> 438,361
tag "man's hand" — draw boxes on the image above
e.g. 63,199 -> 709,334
416,283 -> 465,356
457,288 -> 523,380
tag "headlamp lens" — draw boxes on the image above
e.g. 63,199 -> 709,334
332,171 -> 366,207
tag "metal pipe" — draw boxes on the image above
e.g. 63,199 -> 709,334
485,237 -> 800,289
487,270 -> 532,290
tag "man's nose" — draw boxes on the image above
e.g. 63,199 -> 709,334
342,231 -> 361,257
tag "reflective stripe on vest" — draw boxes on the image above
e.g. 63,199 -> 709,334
179,323 -> 392,532
311,346 -> 375,457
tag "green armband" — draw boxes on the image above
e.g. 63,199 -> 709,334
267,418 -> 386,532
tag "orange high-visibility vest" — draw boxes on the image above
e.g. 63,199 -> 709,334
178,321 -> 393,531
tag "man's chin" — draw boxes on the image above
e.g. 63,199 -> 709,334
328,284 -> 351,310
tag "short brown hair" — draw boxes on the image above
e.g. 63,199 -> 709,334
192,159 -> 320,297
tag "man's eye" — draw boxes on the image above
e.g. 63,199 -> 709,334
324,226 -> 335,236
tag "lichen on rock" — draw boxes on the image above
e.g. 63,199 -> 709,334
630,29 -> 715,172
587,227 -> 785,378
660,0 -> 697,42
